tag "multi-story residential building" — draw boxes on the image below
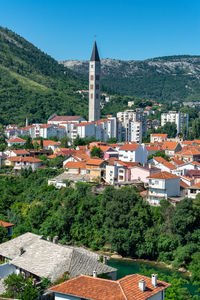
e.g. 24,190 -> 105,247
148,171 -> 180,205
75,122 -> 95,138
118,143 -> 148,164
130,121 -> 142,143
161,111 -> 189,135
117,109 -> 147,140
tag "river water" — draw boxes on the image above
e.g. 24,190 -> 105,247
108,258 -> 199,296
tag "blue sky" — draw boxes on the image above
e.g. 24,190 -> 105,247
0,0 -> 200,61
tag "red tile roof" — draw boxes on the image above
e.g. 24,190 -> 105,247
49,274 -> 170,300
64,161 -> 86,169
119,144 -> 139,151
116,161 -> 139,168
75,122 -> 94,127
172,159 -> 185,166
8,157 -> 42,163
49,116 -> 81,122
162,141 -> 179,150
148,171 -> 179,180
12,150 -> 29,155
180,180 -> 189,189
86,159 -> 104,166
151,133 -> 167,138
161,161 -> 177,170
0,221 -> 14,228
35,140 -> 60,147
153,156 -> 166,163
7,138 -> 26,143
190,182 -> 200,189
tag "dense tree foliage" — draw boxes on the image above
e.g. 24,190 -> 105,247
1,170 -> 200,296
90,146 -> 102,158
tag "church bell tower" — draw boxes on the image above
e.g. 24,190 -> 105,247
89,41 -> 100,122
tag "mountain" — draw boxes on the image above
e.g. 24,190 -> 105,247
60,56 -> 200,103
0,26 -> 88,125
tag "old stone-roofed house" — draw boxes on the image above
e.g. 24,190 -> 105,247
0,233 -> 116,282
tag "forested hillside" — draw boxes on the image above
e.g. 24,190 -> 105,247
0,168 -> 200,298
0,26 -> 87,125
61,56 -> 200,103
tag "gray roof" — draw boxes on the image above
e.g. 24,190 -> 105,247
90,41 -> 100,62
0,233 -> 116,282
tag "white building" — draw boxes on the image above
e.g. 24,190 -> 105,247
161,111 -> 189,135
148,171 -> 180,205
117,109 -> 147,139
188,182 -> 200,199
130,121 -> 142,143
118,144 -> 148,164
7,138 -> 26,147
75,122 -> 95,139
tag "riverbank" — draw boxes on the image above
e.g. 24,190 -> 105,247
95,249 -> 191,277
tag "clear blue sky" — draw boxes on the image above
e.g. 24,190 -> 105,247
1,0 -> 200,61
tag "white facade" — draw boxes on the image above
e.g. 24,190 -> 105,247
76,123 -> 95,138
117,109 -> 147,138
148,176 -> 180,205
118,144 -> 148,164
105,165 -> 117,184
161,111 -> 189,135
130,121 -> 142,143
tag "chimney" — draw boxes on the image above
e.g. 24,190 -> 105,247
139,279 -> 145,292
19,247 -> 24,256
53,236 -> 58,244
103,256 -> 107,264
93,270 -> 97,278
152,274 -> 157,287
47,236 -> 51,242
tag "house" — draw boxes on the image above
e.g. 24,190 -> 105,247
0,233 -> 117,283
130,165 -> 160,183
10,149 -> 30,157
34,140 -> 60,151
49,273 -> 170,300
48,172 -> 91,188
7,157 -> 42,171
0,221 -> 14,237
118,144 -> 147,164
7,138 -> 26,147
175,148 -> 200,162
155,160 -> 178,175
150,133 -> 167,143
162,141 -> 182,157
180,175 -> 195,187
188,182 -> 200,199
148,171 -> 180,205
64,161 -> 87,175
152,156 -> 167,166
176,161 -> 200,176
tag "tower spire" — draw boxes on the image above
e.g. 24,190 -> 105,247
90,41 -> 100,62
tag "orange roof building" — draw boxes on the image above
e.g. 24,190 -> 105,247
49,274 -> 170,300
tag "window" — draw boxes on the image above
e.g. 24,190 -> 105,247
96,84 -> 99,89
90,75 -> 94,80
91,64 -> 94,68
90,93 -> 93,99
96,93 -> 99,99
96,75 -> 100,80
90,84 -> 94,89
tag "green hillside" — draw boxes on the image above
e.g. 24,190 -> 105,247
62,56 -> 200,103
0,26 -> 88,125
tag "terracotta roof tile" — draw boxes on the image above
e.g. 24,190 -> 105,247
49,274 -> 170,300
0,221 -> 14,228
162,141 -> 179,150
151,134 -> 167,138
64,161 -> 86,169
86,159 -> 104,166
7,138 -> 26,143
148,171 -> 179,180
161,161 -> 177,170
190,182 -> 200,189
8,157 -> 42,163
12,150 -> 29,155
153,156 -> 166,163
119,144 -> 139,151
49,116 -> 81,122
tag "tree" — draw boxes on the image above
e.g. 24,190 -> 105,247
2,273 -> 38,299
40,138 -> 44,149
33,141 -> 40,150
90,146 -> 102,158
148,150 -> 170,161
107,137 -> 118,144
24,136 -> 33,149
0,226 -> 8,243
60,136 -> 70,148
